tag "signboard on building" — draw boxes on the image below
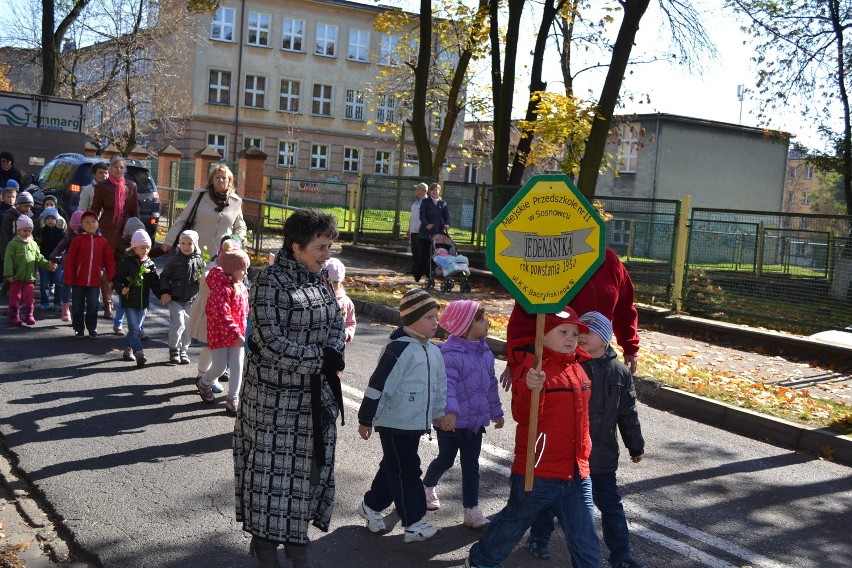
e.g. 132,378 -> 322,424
0,92 -> 85,133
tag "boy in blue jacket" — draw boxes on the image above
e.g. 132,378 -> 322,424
357,288 -> 450,543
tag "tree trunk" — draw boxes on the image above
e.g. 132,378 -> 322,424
411,0 -> 434,177
489,0 -> 524,186
576,0 -> 650,199
39,0 -> 91,96
433,49 -> 472,173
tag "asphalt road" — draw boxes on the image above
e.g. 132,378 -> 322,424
1,304 -> 850,567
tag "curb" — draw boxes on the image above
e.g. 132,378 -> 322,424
351,297 -> 852,467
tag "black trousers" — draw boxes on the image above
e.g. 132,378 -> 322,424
413,237 -> 432,280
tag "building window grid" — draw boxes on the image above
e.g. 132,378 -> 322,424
343,147 -> 361,173
208,70 -> 231,104
802,192 -> 810,204
207,133 -> 228,157
345,89 -> 365,121
243,136 -> 263,151
316,23 -> 337,57
617,126 -> 638,173
247,12 -> 270,47
282,18 -> 304,51
311,144 -> 330,170
375,150 -> 392,175
379,33 -> 400,66
609,219 -> 629,245
277,140 -> 297,168
804,165 -> 814,180
244,75 -> 266,108
279,80 -> 300,112
211,7 -> 235,41
377,94 -> 396,124
348,29 -> 369,62
312,84 -> 333,116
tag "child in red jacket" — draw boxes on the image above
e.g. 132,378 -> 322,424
196,248 -> 249,415
63,211 -> 115,338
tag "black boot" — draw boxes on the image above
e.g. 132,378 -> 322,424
284,544 -> 312,568
249,536 -> 281,568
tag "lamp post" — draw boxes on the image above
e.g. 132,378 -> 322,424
737,85 -> 745,124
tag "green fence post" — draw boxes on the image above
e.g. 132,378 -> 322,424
626,220 -> 635,260
670,195 -> 692,311
827,230 -> 835,282
475,182 -> 487,251
353,175 -> 363,245
756,222 -> 765,277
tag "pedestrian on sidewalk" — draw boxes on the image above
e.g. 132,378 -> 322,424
413,183 -> 450,283
357,288 -> 449,543
234,209 -> 344,568
113,230 -> 160,365
63,211 -> 115,338
195,248 -> 249,414
110,217 -> 147,336
3,216 -> 56,325
325,257 -> 356,343
525,311 -> 646,568
408,182 -> 427,278
423,299 -> 504,529
35,207 -> 65,311
49,210 -> 84,322
0,190 -> 33,299
159,229 -> 204,365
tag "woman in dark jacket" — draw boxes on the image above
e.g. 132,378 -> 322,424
413,183 -> 450,282
234,208 -> 345,568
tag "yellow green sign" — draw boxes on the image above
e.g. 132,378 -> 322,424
486,175 -> 605,313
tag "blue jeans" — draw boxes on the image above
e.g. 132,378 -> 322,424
423,428 -> 483,508
529,471 -> 632,567
124,307 -> 147,352
38,266 -> 63,307
363,431 -> 426,528
71,285 -> 100,333
468,473 -> 599,568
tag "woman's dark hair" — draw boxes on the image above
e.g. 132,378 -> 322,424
92,162 -> 109,174
283,208 -> 339,252
0,151 -> 13,163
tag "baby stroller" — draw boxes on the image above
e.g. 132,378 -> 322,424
426,233 -> 472,293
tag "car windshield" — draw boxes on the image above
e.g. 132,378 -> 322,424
126,167 -> 154,193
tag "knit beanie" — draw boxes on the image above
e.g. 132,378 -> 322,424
399,288 -> 439,326
544,307 -> 589,335
5,179 -> 18,189
31,190 -> 44,205
579,311 -> 613,346
217,249 -> 250,275
217,234 -> 242,257
439,300 -> 479,337
15,215 -> 33,231
179,229 -> 199,253
43,194 -> 57,206
130,229 -> 151,248
123,217 -> 146,238
325,257 -> 345,282
42,207 -> 58,219
16,192 -> 33,205
69,210 -> 84,231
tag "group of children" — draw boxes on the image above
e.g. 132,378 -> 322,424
356,288 -> 646,568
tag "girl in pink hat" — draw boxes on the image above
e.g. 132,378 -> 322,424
423,299 -> 504,528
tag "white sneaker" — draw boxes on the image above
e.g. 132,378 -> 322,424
404,519 -> 440,543
424,485 -> 440,510
463,506 -> 490,528
358,501 -> 386,533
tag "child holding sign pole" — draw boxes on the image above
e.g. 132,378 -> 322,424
464,308 -> 599,568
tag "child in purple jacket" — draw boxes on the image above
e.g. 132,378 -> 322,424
423,300 -> 504,529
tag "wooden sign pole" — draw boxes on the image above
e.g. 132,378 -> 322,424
524,313 -> 545,491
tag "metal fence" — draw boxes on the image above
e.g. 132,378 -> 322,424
266,176 -> 355,231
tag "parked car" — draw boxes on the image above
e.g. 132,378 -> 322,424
36,153 -> 160,238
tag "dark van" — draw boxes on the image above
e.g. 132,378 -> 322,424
36,153 -> 160,238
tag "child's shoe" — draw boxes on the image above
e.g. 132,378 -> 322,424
74,330 -> 85,338
196,378 -> 216,404
463,506 -> 490,528
88,329 -> 98,338
60,303 -> 71,321
403,519 -> 440,543
122,348 -> 136,362
8,317 -> 22,327
135,350 -> 147,367
168,349 -> 180,364
23,315 -> 36,326
211,381 -> 224,394
41,303 -> 50,311
53,303 -> 61,312
424,485 -> 440,510
113,326 -> 124,336
526,540 -> 551,560
179,351 -> 190,365
464,557 -> 501,568
357,501 -> 386,533
225,396 -> 238,416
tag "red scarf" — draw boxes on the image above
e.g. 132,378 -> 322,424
109,174 -> 126,224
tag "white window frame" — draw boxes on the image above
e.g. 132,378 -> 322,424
379,33 -> 400,66
311,143 -> 330,170
207,133 -> 228,157
375,150 -> 392,175
279,79 -> 300,113
246,12 -> 270,47
243,74 -> 266,108
376,94 -> 396,124
277,140 -> 297,168
343,147 -> 361,173
315,23 -> 337,57
608,219 -> 630,245
804,165 -> 814,180
211,7 -> 235,42
464,163 -> 478,184
243,135 -> 263,151
208,69 -> 231,104
802,192 -> 811,204
312,84 -> 333,116
617,125 -> 638,173
282,18 -> 304,51
348,29 -> 369,62
345,89 -> 365,121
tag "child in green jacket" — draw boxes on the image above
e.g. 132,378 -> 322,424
3,216 -> 56,326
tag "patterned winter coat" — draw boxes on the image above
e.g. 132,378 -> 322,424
205,266 -> 248,349
440,335 -> 503,433
234,251 -> 345,544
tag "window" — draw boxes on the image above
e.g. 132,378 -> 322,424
617,125 -> 638,173
277,140 -> 297,168
211,7 -> 235,41
804,165 -> 814,179
433,102 -> 446,131
375,150 -> 392,175
243,136 -> 263,151
343,147 -> 360,173
802,192 -> 810,204
464,164 -> 478,184
787,167 -> 797,180
282,18 -> 304,51
207,133 -> 227,157
311,144 -> 329,170
608,219 -> 629,246
312,84 -> 333,116
348,29 -> 369,62
208,70 -> 231,104
315,23 -> 337,56
376,94 -> 396,124
788,192 -> 796,203
244,75 -> 266,108
247,12 -> 270,47
345,89 -> 365,120
379,33 -> 400,66
279,79 -> 300,112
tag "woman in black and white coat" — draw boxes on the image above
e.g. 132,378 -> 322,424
235,208 -> 345,568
